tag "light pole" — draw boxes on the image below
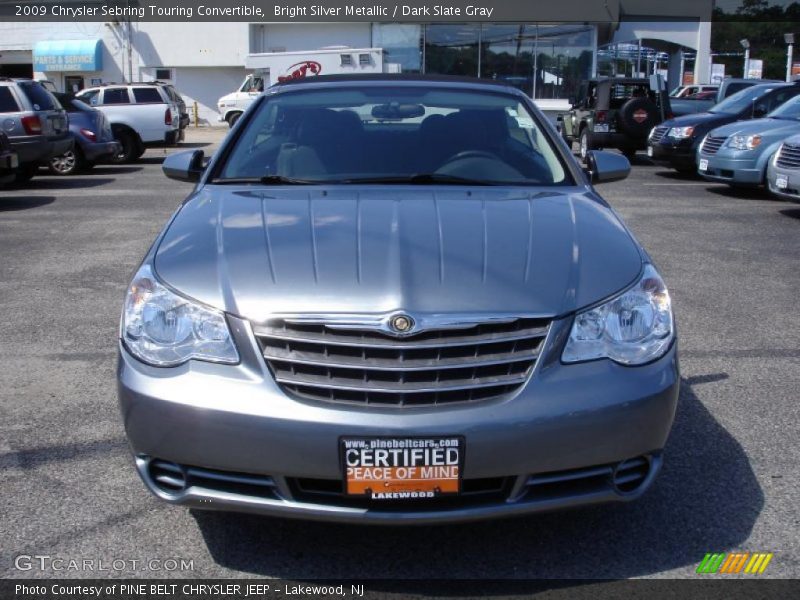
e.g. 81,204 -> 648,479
786,33 -> 795,82
740,39 -> 750,78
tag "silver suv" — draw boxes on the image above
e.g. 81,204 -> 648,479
0,78 -> 72,183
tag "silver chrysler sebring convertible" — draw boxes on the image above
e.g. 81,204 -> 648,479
117,75 -> 679,524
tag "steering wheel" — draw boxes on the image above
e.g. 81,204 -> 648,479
439,150 -> 501,168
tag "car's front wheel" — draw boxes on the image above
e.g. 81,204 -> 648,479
227,112 -> 242,128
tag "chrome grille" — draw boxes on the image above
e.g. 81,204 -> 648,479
701,135 -> 726,155
649,125 -> 669,144
255,317 -> 550,407
776,143 -> 800,169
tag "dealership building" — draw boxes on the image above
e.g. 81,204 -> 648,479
0,1 -> 713,124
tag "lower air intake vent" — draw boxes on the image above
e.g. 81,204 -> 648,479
149,460 -> 186,492
146,458 -> 279,499
612,456 -> 651,494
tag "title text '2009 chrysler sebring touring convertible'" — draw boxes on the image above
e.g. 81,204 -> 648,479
117,75 -> 679,524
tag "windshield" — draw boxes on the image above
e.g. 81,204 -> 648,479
768,94 -> 800,120
217,86 -> 569,186
710,85 -> 778,115
18,81 -> 58,111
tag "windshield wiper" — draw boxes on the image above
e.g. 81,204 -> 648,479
210,175 -> 316,185
340,174 -> 496,186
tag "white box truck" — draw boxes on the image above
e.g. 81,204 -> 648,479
217,46 -> 385,127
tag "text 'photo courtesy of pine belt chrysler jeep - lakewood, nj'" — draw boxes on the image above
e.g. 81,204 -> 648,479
117,75 -> 679,524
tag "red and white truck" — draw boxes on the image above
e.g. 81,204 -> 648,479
217,46 -> 385,127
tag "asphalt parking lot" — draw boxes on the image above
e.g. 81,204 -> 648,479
1,131 -> 798,580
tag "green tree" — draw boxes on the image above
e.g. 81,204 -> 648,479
713,2 -> 800,80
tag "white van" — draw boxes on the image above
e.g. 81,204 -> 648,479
217,47 -> 385,128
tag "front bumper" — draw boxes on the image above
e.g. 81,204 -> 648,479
648,139 -> 697,170
698,153 -> 763,186
118,316 -> 680,524
767,162 -> 800,203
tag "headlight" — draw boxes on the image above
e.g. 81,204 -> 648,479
562,264 -> 674,366
122,264 -> 239,367
668,126 -> 694,139
728,134 -> 762,151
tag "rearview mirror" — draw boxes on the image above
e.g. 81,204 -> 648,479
585,150 -> 630,184
371,102 -> 425,120
162,149 -> 205,183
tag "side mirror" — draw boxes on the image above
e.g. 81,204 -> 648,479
162,149 -> 205,183
585,150 -> 630,184
568,95 -> 577,107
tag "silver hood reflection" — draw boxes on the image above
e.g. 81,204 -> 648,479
154,186 -> 644,322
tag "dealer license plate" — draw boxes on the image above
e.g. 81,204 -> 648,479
776,175 -> 789,189
647,145 -> 654,157
699,159 -> 709,172
341,436 -> 463,500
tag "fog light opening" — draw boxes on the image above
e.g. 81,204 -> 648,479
148,459 -> 187,493
612,455 -> 651,495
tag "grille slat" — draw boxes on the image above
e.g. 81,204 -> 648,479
649,125 -> 669,144
776,143 -> 800,168
273,368 -> 530,393
256,317 -> 549,407
263,347 -> 540,371
701,135 -> 726,155
255,325 -> 549,349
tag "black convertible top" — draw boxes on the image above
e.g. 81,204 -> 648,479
272,73 -> 519,89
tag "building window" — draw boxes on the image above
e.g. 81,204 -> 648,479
155,68 -> 172,80
359,53 -> 371,65
424,24 -> 480,77
341,54 -> 353,66
371,23 -> 422,73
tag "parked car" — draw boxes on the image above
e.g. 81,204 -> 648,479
670,84 -> 718,98
46,92 -> 121,175
75,83 -> 184,163
697,94 -> 800,187
118,75 -> 679,524
648,82 -> 800,173
0,78 -> 72,183
557,77 -> 672,162
0,131 -> 19,185
156,81 -> 190,130
669,78 -> 781,117
689,90 -> 718,100
766,134 -> 800,202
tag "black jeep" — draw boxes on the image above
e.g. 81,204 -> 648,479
557,77 -> 672,162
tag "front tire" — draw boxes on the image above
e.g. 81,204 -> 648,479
227,112 -> 242,128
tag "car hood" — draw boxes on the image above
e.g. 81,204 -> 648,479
664,112 -> 731,128
710,117 -> 800,139
154,186 -> 644,322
